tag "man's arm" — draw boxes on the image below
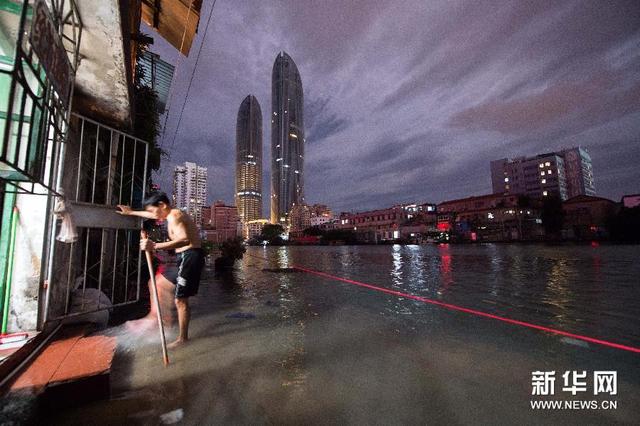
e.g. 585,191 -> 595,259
116,205 -> 156,219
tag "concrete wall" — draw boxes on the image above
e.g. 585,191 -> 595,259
6,194 -> 48,332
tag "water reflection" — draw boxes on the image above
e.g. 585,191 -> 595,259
276,246 -> 290,268
249,244 -> 640,347
390,244 -> 403,288
438,244 -> 453,292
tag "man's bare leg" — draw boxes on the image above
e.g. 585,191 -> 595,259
168,297 -> 190,348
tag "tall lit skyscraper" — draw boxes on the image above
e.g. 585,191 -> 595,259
173,161 -> 208,226
271,51 -> 305,224
236,95 -> 263,222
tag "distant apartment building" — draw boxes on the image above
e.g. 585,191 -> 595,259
201,206 -> 212,227
308,203 -> 334,227
338,205 -> 407,242
173,162 -> 208,226
437,193 -> 544,241
310,215 -> 333,227
490,147 -> 595,201
562,195 -> 617,240
244,219 -> 269,239
288,203 -> 312,236
203,201 -> 240,243
310,204 -> 333,218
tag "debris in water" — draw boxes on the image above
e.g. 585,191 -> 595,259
560,337 -> 589,348
160,408 -> 184,424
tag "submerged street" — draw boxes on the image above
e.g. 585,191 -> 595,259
46,245 -> 640,425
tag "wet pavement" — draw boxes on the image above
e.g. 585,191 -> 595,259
39,245 -> 640,425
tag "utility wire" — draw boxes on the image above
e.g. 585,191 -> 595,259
168,0 -> 218,153
159,0 -> 196,149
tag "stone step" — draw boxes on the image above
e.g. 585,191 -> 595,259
9,325 -> 116,406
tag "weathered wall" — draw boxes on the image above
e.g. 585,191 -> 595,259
7,194 -> 48,332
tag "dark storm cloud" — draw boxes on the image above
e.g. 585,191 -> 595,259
151,0 -> 640,213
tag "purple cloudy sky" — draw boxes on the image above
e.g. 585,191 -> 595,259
149,0 -> 640,213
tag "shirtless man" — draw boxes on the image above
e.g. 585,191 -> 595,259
117,191 -> 204,348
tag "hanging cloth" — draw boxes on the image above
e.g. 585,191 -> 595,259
54,197 -> 78,243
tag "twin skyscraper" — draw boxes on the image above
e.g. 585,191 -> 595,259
235,52 -> 305,225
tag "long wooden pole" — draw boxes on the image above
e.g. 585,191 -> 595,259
141,230 -> 169,366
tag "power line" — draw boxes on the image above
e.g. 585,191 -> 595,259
159,0 -> 195,149
168,0 -> 218,153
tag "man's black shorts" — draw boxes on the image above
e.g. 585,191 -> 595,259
159,248 -> 205,298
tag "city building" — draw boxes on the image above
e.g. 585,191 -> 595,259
310,204 -> 333,218
288,203 -> 312,236
308,203 -> 333,227
621,194 -> 640,209
173,162 -> 208,226
490,147 -> 595,201
137,50 -> 175,113
338,205 -> 408,242
201,206 -> 212,227
310,215 -> 333,227
562,195 -> 617,240
271,52 -> 305,224
236,95 -> 263,223
438,193 -> 544,241
244,219 -> 270,239
203,200 -> 240,243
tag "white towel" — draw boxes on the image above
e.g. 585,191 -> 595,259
54,197 -> 78,243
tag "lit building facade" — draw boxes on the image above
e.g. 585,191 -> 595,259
271,52 -> 305,224
173,162 -> 208,226
288,203 -> 312,236
201,206 -> 212,227
562,147 -> 596,198
244,219 -> 269,239
438,193 -> 544,241
491,147 -> 595,201
337,205 -> 408,242
236,95 -> 263,222
203,200 -> 240,243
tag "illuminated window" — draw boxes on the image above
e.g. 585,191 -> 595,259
541,179 -> 546,184
504,177 -> 509,182
547,169 -> 552,175
539,164 -> 544,168
541,171 -> 545,176
543,191 -> 548,196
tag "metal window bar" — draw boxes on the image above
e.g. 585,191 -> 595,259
0,0 -> 82,194
46,114 -> 150,321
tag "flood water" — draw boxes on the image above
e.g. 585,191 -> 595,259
47,244 -> 640,425
257,244 -> 640,348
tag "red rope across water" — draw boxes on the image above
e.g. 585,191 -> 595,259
247,252 -> 640,354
